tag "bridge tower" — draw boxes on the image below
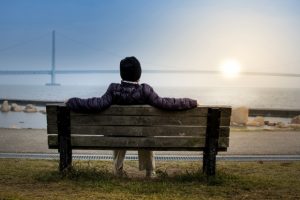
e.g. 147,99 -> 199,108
46,30 -> 60,86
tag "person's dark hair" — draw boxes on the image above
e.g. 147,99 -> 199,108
120,56 -> 142,82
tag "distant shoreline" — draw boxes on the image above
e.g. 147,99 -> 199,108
1,98 -> 300,118
0,98 -> 62,106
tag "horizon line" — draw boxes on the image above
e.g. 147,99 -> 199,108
0,69 -> 300,77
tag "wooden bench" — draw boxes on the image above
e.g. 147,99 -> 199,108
46,104 -> 231,177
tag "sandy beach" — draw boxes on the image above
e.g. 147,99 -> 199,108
0,128 -> 299,155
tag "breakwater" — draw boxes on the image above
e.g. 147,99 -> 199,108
0,99 -> 62,106
1,98 -> 300,118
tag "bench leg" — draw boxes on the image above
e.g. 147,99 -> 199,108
202,144 -> 217,176
203,108 -> 220,177
57,105 -> 72,173
59,134 -> 72,172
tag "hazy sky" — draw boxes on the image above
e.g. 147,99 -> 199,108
0,0 -> 299,87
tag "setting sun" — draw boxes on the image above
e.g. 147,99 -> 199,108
220,59 -> 241,78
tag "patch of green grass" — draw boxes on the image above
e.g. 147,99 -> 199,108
0,159 -> 300,200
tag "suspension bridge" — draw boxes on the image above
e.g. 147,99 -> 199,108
0,30 -> 299,86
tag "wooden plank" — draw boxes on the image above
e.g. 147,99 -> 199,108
220,117 -> 231,126
72,105 -> 210,116
73,126 -> 205,137
46,105 -> 232,125
46,105 -> 58,125
47,125 -> 56,135
71,106 -> 231,117
48,135 -> 229,149
48,112 -> 230,126
220,107 -> 232,118
69,115 -> 230,126
47,125 -> 230,137
203,108 -> 220,176
70,115 -> 208,126
46,105 -> 208,119
57,105 -> 72,172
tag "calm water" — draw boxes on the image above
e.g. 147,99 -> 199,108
0,85 -> 300,129
1,85 -> 300,108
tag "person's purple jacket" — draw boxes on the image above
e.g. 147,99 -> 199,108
66,81 -> 197,112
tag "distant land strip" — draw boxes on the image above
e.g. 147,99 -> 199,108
0,70 -> 300,77
1,98 -> 300,118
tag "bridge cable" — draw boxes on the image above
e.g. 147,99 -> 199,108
0,32 -> 49,53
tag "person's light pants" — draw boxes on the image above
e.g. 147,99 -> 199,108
113,150 -> 155,172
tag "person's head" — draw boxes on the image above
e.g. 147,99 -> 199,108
120,56 -> 141,82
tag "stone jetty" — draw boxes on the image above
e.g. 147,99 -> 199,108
1,101 -> 41,113
231,106 -> 299,129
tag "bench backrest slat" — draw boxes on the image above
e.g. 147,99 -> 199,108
47,105 -> 231,120
47,125 -> 230,137
48,115 -> 230,126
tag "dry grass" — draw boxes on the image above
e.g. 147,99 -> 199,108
0,159 -> 300,200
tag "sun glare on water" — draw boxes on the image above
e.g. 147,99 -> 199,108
220,59 -> 241,78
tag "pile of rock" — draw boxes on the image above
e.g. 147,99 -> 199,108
0,101 -> 46,114
231,106 -> 300,129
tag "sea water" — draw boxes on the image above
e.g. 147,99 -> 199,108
0,85 -> 300,129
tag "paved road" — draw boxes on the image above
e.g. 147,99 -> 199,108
0,128 -> 299,155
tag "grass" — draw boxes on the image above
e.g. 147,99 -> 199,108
0,159 -> 300,200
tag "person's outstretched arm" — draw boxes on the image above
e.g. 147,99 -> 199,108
66,84 -> 113,112
143,84 -> 197,110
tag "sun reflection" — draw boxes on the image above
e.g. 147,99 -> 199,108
220,59 -> 241,78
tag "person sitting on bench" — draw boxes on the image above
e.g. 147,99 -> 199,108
66,56 -> 197,178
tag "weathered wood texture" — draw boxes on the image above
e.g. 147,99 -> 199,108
47,125 -> 230,137
46,104 -> 231,176
47,105 -> 231,124
203,108 -> 221,176
46,105 -> 231,150
48,114 -> 230,126
47,105 -> 231,117
57,105 -> 72,172
48,135 -> 229,150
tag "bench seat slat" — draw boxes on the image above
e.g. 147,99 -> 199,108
48,135 -> 229,150
47,125 -> 230,137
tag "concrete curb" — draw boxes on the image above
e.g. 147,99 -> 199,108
1,153 -> 300,161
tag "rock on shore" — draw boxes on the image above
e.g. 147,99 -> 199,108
1,101 -> 11,112
291,116 -> 300,124
246,116 -> 265,127
11,103 -> 23,112
231,107 -> 249,125
23,104 -> 37,113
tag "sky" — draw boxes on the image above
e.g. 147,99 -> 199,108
0,0 -> 300,87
